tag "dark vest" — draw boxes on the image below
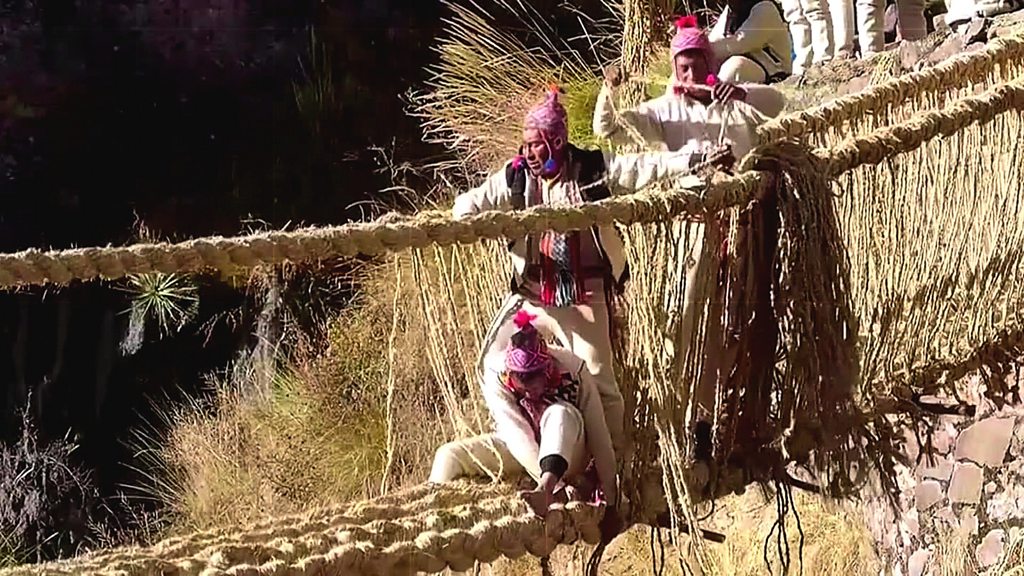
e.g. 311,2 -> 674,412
502,144 -> 630,296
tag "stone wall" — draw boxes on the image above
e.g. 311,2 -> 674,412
863,374 -> 1024,575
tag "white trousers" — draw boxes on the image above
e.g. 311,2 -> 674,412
429,402 -> 587,483
718,55 -> 768,84
479,292 -> 625,457
830,0 -> 886,57
782,0 -> 834,72
944,0 -> 977,23
950,0 -> 1017,21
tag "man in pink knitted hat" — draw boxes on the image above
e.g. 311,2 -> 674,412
593,15 -> 787,472
429,310 -> 620,532
449,85 -> 716,498
594,14 -> 787,157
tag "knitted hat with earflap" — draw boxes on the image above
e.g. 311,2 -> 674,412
521,85 -> 569,174
505,310 -> 552,374
669,15 -> 718,85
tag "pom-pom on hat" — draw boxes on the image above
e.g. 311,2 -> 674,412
504,310 -> 552,374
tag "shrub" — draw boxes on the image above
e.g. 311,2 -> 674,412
130,260 -> 449,532
0,402 -> 98,564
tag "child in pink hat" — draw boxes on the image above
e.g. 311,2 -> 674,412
429,310 -> 621,536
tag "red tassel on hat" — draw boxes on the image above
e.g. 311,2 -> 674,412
513,309 -> 537,329
675,15 -> 698,28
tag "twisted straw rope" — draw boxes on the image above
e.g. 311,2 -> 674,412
0,483 -> 604,576
0,174 -> 762,289
816,77 -> 1024,176
756,34 -> 1024,141
53,483 -> 506,570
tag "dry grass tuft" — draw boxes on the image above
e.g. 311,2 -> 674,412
410,0 -> 622,172
130,261 -> 449,534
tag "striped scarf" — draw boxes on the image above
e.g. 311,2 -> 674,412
540,230 -> 586,307
531,174 -> 586,308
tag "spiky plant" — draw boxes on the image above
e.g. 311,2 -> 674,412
119,272 -> 200,356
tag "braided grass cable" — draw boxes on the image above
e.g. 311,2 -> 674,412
818,79 -> 1024,176
741,77 -> 1024,181
0,483 -> 603,576
42,483 -> 510,571
757,34 -> 1024,142
60,494 -> 527,574
0,173 -> 764,290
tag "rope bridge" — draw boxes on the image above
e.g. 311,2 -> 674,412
3,31 -> 1024,576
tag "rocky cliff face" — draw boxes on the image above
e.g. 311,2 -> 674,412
864,370 -> 1024,574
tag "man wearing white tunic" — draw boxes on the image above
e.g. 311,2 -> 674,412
592,19 -> 782,467
592,16 -> 787,158
450,86 -> 729,473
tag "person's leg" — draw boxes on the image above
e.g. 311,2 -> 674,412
782,0 -> 814,73
717,55 -> 769,84
680,220 -> 724,464
538,403 -> 588,481
830,0 -> 857,58
801,0 -> 836,64
895,0 -> 928,40
976,0 -> 1019,17
519,402 -> 588,515
944,0 -> 978,28
428,433 -> 524,483
545,300 -> 625,460
856,0 -> 886,56
520,300 -> 572,349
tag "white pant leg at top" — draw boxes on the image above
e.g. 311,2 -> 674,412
830,0 -> 856,57
428,433 -> 523,483
782,0 -> 813,73
856,0 -> 886,56
718,55 -> 769,83
802,0 -> 835,63
782,0 -> 834,72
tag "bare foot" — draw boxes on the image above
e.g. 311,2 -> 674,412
552,487 -> 569,505
519,488 -> 552,518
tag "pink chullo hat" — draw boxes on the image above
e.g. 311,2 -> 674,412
523,85 -> 569,143
670,15 -> 716,70
504,310 -> 552,374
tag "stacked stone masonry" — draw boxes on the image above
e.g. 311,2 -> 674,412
864,373 -> 1024,575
